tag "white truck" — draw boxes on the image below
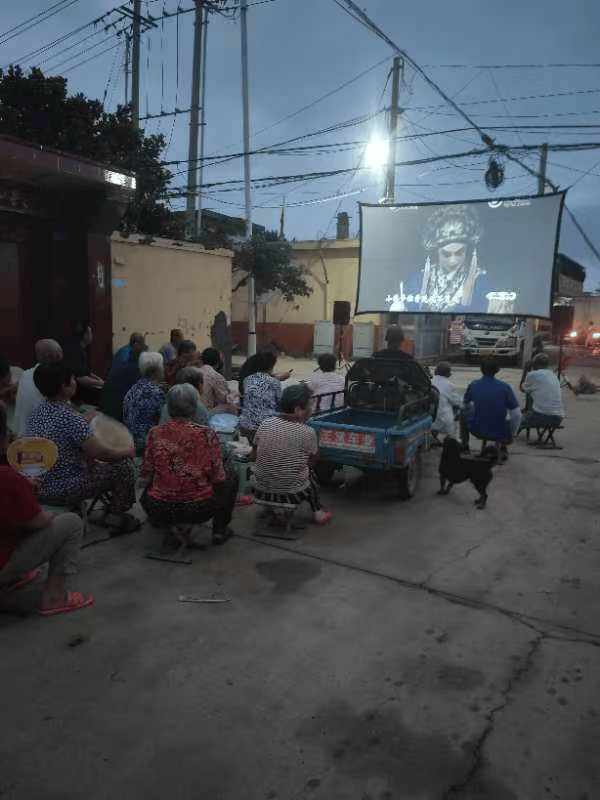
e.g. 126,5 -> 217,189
461,315 -> 525,365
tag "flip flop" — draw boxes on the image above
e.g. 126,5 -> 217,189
38,591 -> 95,617
0,569 -> 41,594
313,510 -> 333,526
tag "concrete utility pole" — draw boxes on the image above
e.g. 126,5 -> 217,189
186,0 -> 205,239
197,3 -> 210,219
241,0 -> 256,356
524,143 -> 550,366
131,0 -> 141,128
124,33 -> 131,106
384,56 -> 402,204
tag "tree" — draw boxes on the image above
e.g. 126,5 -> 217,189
0,66 -> 182,238
232,230 -> 312,303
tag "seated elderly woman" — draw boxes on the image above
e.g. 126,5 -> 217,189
139,383 -> 238,545
0,404 -> 94,615
164,340 -> 203,386
123,352 -> 166,454
252,384 -> 332,525
24,363 -> 138,535
239,350 -> 282,442
159,366 -> 209,426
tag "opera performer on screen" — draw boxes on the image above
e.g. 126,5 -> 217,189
384,204 -> 517,314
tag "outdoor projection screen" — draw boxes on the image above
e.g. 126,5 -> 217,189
357,192 -> 565,318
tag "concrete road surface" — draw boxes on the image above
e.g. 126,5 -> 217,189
1,361 -> 599,800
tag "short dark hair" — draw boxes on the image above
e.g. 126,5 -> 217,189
178,339 -> 196,356
33,362 -> 75,398
435,361 -> 451,378
201,347 -> 221,368
280,384 -> 311,413
256,350 -> 277,373
480,357 -> 499,376
318,353 -> 336,373
71,320 -> 89,339
0,352 -> 10,381
532,353 -> 550,369
385,325 -> 404,347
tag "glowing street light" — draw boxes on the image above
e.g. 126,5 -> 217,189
366,135 -> 389,170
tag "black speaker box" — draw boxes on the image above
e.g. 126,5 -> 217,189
333,300 -> 351,326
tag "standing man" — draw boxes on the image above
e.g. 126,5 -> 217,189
101,333 -> 147,421
159,329 -> 184,365
13,339 -> 63,435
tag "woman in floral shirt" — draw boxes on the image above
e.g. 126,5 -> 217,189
239,351 -> 282,443
25,363 -> 138,535
123,352 -> 166,454
139,384 -> 238,545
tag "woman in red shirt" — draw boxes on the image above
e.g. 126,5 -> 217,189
0,405 -> 94,615
139,383 -> 238,544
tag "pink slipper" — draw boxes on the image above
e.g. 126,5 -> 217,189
236,495 -> 254,506
0,569 -> 41,594
38,591 -> 95,617
313,510 -> 333,526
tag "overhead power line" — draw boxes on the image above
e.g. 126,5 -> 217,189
0,0 -> 83,47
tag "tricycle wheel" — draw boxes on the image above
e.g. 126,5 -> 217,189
314,461 -> 337,485
398,451 -> 421,499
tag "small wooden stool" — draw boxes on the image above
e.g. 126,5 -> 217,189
253,498 -> 304,540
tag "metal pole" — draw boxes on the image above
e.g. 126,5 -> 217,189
131,0 -> 141,128
524,143 -> 549,368
186,0 -> 204,239
241,0 -> 256,356
197,3 -> 209,220
384,56 -> 402,203
124,33 -> 131,107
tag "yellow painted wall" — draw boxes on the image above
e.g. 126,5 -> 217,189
231,238 -> 381,325
111,233 -> 232,352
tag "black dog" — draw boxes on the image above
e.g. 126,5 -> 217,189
438,437 -> 498,509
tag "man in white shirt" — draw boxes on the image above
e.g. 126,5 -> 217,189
13,339 -> 63,435
521,353 -> 564,430
431,361 -> 462,439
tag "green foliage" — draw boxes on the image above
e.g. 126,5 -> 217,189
232,230 -> 312,303
0,65 -> 182,238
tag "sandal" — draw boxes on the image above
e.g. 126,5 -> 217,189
313,510 -> 333,526
110,514 -> 142,537
212,528 -> 234,546
38,591 -> 95,616
0,569 -> 41,594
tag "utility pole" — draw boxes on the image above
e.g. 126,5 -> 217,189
124,33 -> 131,106
241,0 -> 256,356
131,0 -> 141,128
524,143 -> 549,368
384,56 -> 402,204
197,3 -> 210,219
186,0 -> 205,239
538,142 -> 548,196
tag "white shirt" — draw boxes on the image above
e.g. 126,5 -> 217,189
307,371 -> 345,412
523,369 -> 564,417
431,374 -> 462,435
13,365 -> 44,435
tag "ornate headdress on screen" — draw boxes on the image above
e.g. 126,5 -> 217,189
420,204 -> 483,309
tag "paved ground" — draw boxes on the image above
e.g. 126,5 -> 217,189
2,357 -> 599,800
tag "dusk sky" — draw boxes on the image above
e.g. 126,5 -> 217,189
3,0 -> 600,290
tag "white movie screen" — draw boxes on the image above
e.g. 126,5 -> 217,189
357,193 -> 565,318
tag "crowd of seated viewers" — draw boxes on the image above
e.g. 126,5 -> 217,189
0,332 -> 349,616
11,325 -> 558,617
